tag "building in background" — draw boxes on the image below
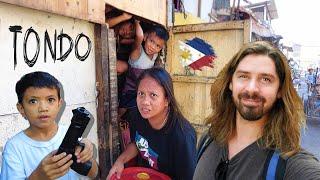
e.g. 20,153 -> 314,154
174,0 -> 282,45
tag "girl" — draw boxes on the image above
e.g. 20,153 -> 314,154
107,67 -> 197,180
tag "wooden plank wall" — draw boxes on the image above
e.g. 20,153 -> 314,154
0,0 -> 105,24
166,20 -> 251,127
106,0 -> 167,27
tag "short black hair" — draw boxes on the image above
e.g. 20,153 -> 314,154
150,25 -> 169,41
15,71 -> 61,103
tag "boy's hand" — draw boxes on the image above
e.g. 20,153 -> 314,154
29,150 -> 73,180
106,160 -> 125,180
75,138 -> 94,163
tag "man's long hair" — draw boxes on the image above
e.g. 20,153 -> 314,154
207,41 -> 305,156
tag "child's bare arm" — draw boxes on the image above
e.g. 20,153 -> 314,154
129,20 -> 144,61
106,12 -> 132,28
106,143 -> 138,180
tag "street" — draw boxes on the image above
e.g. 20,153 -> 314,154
301,117 -> 320,159
294,72 -> 320,159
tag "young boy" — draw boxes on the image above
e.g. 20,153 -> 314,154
0,71 -> 98,179
119,22 -> 169,110
118,23 -> 169,151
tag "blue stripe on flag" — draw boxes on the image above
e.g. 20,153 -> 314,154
186,37 -> 216,56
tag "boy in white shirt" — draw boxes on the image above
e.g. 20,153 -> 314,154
0,71 -> 98,179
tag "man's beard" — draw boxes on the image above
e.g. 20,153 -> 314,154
234,92 -> 266,121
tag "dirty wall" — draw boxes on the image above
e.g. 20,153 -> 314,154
0,2 -> 98,165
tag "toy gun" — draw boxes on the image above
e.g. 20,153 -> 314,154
56,107 -> 92,176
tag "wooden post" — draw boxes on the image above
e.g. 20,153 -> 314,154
94,23 -> 120,179
107,30 -> 121,165
94,24 -> 111,179
243,19 -> 252,43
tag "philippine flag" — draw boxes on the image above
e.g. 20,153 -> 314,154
179,37 -> 216,71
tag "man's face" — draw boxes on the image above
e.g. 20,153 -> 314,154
17,87 -> 62,130
144,32 -> 165,56
229,54 -> 281,121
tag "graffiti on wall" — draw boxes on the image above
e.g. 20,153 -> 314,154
9,25 -> 92,69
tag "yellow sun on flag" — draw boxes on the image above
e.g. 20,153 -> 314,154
180,49 -> 192,62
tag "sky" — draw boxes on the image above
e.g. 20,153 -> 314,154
272,0 -> 320,46
185,0 -> 320,68
246,0 -> 320,68
271,0 -> 320,67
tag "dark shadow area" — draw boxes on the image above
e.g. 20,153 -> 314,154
56,83 -> 66,124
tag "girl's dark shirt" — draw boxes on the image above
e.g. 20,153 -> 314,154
126,108 -> 197,180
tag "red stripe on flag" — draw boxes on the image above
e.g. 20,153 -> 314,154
188,55 -> 215,70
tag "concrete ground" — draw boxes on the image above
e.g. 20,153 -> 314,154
301,117 -> 320,159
